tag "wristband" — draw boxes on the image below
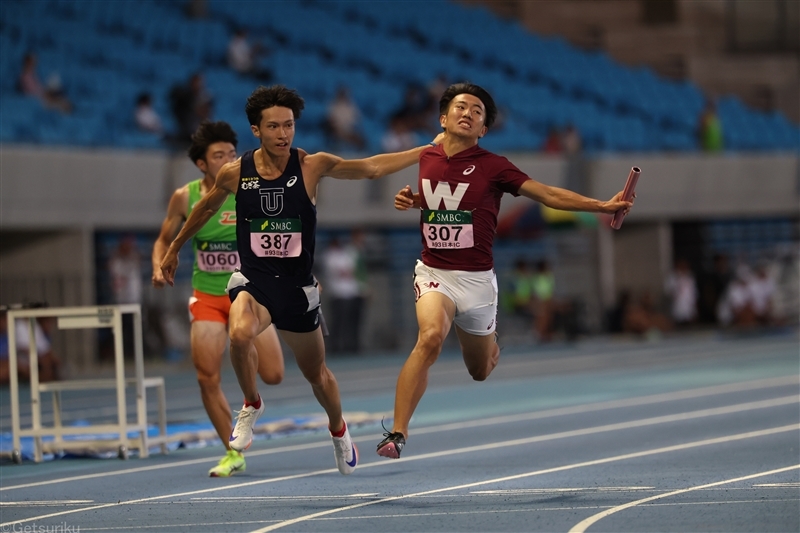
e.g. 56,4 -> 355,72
428,142 -> 436,147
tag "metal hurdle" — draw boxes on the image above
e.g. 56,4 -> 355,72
7,304 -> 168,463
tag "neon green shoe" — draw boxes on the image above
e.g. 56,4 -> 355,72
208,449 -> 246,477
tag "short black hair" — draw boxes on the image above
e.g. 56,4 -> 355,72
188,121 -> 238,163
439,82 -> 497,128
245,85 -> 304,126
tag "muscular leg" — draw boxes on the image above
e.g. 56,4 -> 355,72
280,327 -> 344,433
455,326 -> 500,382
190,320 -> 232,448
228,292 -> 272,404
254,324 -> 284,385
391,292 -> 455,438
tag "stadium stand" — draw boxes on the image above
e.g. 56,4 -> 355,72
0,0 -> 797,152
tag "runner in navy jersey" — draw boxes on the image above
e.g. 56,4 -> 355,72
161,85 -> 444,475
377,82 -> 634,459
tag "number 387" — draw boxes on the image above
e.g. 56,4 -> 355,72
260,234 -> 292,250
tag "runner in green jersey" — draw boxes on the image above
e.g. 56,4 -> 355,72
152,121 -> 284,477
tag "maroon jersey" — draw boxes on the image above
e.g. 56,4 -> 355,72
418,144 -> 530,271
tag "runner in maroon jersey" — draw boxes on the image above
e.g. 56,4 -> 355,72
376,82 -> 634,459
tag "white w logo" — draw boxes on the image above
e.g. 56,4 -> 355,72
260,188 -> 284,215
421,179 -> 469,210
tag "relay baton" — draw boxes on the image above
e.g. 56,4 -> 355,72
610,166 -> 640,230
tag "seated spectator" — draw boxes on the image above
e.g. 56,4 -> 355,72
623,291 -> 672,338
0,309 -> 60,385
748,263 -> 776,325
717,265 -> 757,328
393,83 -> 432,134
664,258 -> 698,326
169,72 -> 213,146
227,28 -> 272,81
381,115 -> 418,153
324,86 -> 365,151
503,258 -> 535,318
698,99 -> 723,152
531,260 -> 556,342
17,52 -> 72,113
134,93 -> 164,135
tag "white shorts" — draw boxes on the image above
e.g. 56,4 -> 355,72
413,260 -> 498,336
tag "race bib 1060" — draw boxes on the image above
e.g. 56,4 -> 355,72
422,209 -> 474,249
196,240 -> 240,272
250,218 -> 302,258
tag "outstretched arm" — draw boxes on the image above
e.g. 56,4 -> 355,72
307,132 -> 446,181
518,180 -> 632,215
152,187 -> 188,288
159,164 -> 238,285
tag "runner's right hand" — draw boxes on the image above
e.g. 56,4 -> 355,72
395,185 -> 418,211
159,250 -> 179,287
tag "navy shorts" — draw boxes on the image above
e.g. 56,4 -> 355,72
226,271 -> 321,333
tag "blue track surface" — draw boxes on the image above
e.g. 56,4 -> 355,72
1,333 -> 798,532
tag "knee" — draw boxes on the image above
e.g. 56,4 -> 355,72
196,369 -> 221,391
228,324 -> 255,353
259,368 -> 283,385
414,329 -> 446,362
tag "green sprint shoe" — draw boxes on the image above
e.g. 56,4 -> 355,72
208,449 -> 246,477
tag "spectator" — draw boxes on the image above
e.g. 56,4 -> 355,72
531,260 -> 557,342
698,99 -> 723,152
381,115 -> 418,153
393,83 -> 432,133
664,258 -> 698,326
325,86 -> 365,151
503,258 -> 534,318
227,28 -> 272,81
322,234 -> 366,353
623,291 -> 672,338
169,73 -> 213,146
107,234 -> 142,360
562,124 -> 586,194
748,263 -> 776,325
717,265 -> 756,328
17,52 -> 72,113
134,93 -> 164,135
0,309 -> 60,384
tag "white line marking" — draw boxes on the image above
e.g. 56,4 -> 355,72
248,425 -> 799,532
471,487 -> 655,494
2,396 -> 795,529
0,500 -> 93,506
568,464 -> 800,533
753,482 -> 800,487
2,375 -> 794,493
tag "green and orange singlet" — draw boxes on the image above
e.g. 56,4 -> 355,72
187,179 -> 240,296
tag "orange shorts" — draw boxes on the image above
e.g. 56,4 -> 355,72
188,289 -> 231,324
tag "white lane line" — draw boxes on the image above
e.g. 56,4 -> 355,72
2,396 -> 795,528
568,464 -> 800,533
471,487 -> 655,494
3,375 -> 794,493
248,425 -> 799,532
754,482 -> 800,487
0,500 -> 93,506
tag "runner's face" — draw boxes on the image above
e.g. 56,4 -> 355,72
202,142 -> 237,179
252,106 -> 295,156
440,94 -> 487,140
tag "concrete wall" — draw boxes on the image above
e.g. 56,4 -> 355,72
1,144 -> 797,360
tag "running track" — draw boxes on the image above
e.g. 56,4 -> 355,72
1,332 -> 798,532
